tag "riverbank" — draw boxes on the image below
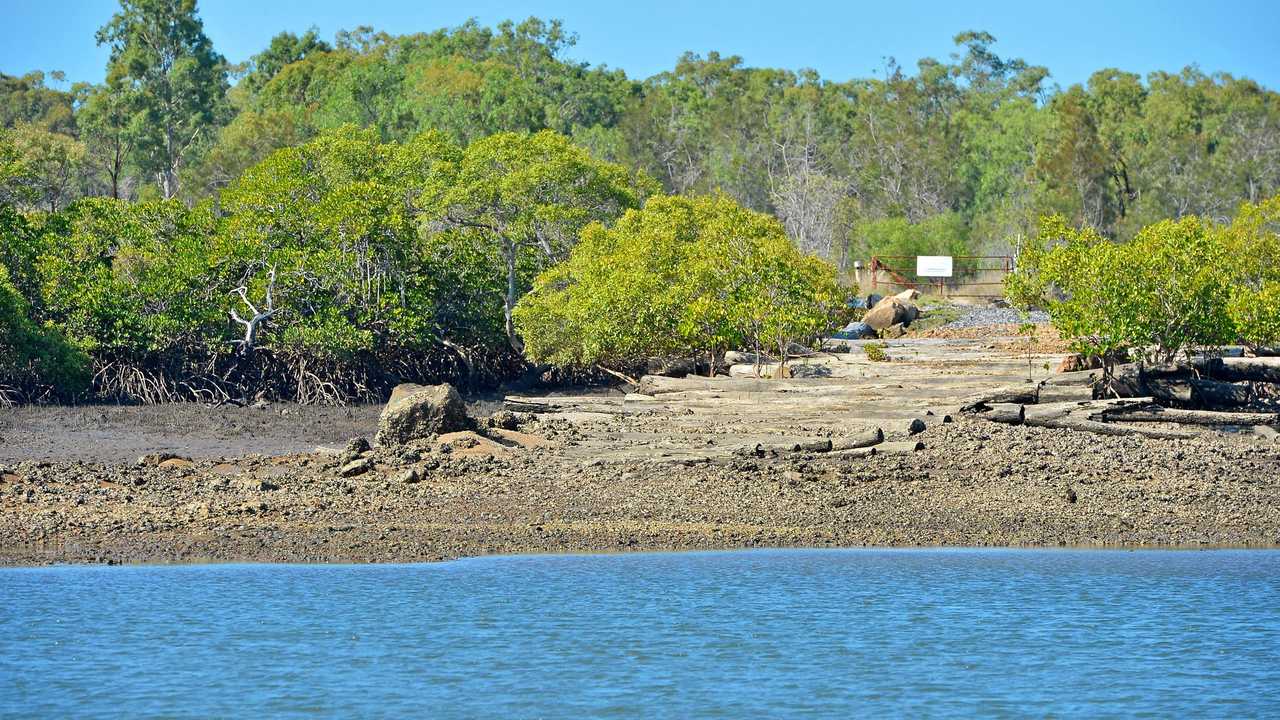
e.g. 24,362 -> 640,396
2,414 -> 1277,565
2,335 -> 1278,565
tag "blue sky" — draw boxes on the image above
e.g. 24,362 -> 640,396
3,0 -> 1279,90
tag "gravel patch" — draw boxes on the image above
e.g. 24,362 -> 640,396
943,307 -> 1050,329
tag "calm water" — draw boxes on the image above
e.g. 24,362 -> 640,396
2,549 -> 1279,718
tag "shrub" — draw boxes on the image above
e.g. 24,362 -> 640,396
1008,195 -> 1280,366
514,194 -> 850,374
0,265 -> 89,403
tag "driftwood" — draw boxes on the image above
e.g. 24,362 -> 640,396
1189,379 -> 1256,409
982,403 -> 1026,425
832,428 -> 885,451
969,397 -> 1197,440
960,386 -> 1039,413
1218,357 -> 1280,383
876,441 -> 925,454
828,446 -> 877,458
504,395 -> 624,414
1021,400 -> 1195,439
1101,407 -> 1280,426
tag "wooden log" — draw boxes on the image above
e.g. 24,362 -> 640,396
1022,398 -> 1157,424
504,396 -> 624,414
1101,407 -> 1280,426
741,438 -> 834,456
982,403 -> 1026,425
792,439 -> 835,453
1026,417 -> 1197,440
828,446 -> 877,458
960,386 -> 1038,412
1217,357 -> 1280,383
1142,357 -> 1224,378
877,441 -> 925,454
831,428 -> 884,451
1146,378 -> 1192,404
1189,379 -> 1256,409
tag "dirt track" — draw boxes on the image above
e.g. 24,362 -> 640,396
1,335 -> 1278,565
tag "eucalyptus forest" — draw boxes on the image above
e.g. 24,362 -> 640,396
3,0 -> 1279,404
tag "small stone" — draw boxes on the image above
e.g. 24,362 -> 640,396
346,437 -> 372,454
339,458 -> 374,478
487,410 -> 522,431
394,468 -> 422,484
1065,487 -> 1078,504
236,477 -> 280,491
158,458 -> 194,470
906,418 -> 927,435
136,452 -> 181,467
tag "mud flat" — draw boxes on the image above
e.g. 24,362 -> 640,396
2,336 -> 1278,565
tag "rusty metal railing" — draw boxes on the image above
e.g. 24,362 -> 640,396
867,255 -> 1013,298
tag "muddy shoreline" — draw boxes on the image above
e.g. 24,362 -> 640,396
3,412 -> 1278,567
3,336 -> 1278,567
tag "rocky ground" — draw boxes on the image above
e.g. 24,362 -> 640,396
1,335 -> 1278,566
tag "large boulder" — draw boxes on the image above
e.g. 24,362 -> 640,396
863,297 -> 918,331
375,383 -> 470,447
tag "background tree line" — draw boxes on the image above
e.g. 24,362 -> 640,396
3,0 -> 1280,404
4,6 -> 1278,261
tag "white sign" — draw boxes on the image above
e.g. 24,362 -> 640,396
916,255 -> 954,278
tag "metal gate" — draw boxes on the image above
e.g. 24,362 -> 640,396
867,255 -> 1013,298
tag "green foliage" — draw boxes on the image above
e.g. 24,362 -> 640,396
863,342 -> 888,362
96,0 -> 230,198
848,212 -> 972,266
1009,196 -> 1280,363
424,129 -> 656,346
0,264 -> 90,402
1228,282 -> 1280,349
514,194 -> 849,371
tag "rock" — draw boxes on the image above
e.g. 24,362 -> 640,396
487,410 -> 523,431
881,323 -> 907,339
832,321 -> 877,340
893,288 -> 921,303
394,468 -> 422,484
209,463 -> 241,477
1065,487 -> 1078,504
487,428 -> 558,449
906,418 -> 927,435
375,383 -> 470,447
863,297 -> 918,331
236,477 -> 279,491
158,458 -> 194,470
339,458 -> 374,478
345,437 -> 371,454
990,298 -> 1011,309
136,452 -> 184,467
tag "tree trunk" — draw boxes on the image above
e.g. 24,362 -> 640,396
502,239 -> 521,351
